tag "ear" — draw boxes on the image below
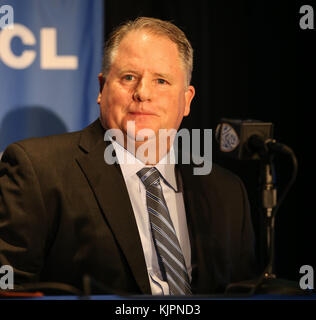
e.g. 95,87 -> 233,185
97,73 -> 105,104
184,85 -> 195,117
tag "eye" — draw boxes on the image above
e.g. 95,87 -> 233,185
123,74 -> 134,81
157,78 -> 167,84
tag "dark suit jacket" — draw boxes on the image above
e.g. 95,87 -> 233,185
0,119 -> 256,295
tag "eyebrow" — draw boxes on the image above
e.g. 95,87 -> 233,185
116,69 -> 174,82
152,72 -> 174,83
117,69 -> 140,76
153,72 -> 171,79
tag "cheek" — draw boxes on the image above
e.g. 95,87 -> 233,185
154,97 -> 183,131
165,94 -> 186,120
100,85 -> 131,125
171,95 -> 187,128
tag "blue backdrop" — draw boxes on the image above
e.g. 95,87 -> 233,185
0,0 -> 103,154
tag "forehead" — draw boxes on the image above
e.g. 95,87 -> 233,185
111,30 -> 184,74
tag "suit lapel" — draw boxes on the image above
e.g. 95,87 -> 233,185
76,121 -> 151,294
178,164 -> 217,294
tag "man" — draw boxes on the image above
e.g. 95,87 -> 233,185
0,17 -> 256,295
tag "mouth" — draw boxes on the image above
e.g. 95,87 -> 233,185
129,111 -> 157,117
128,111 -> 157,116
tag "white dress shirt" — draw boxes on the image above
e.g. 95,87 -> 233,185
111,140 -> 192,295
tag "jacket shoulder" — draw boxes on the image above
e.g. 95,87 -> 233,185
207,163 -> 245,188
4,131 -> 81,163
2,119 -> 102,162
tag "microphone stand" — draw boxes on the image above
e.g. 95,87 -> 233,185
225,144 -> 305,296
260,154 -> 277,280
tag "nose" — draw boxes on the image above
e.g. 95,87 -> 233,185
133,78 -> 151,102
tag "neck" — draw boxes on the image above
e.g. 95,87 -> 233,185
116,135 -> 175,165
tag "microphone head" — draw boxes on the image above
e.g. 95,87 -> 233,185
215,122 -> 240,152
216,118 -> 274,160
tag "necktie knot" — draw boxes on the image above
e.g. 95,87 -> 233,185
137,167 -> 160,189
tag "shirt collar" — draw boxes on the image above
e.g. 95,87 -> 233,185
111,139 -> 178,191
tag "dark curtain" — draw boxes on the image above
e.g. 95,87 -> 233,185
104,0 -> 313,282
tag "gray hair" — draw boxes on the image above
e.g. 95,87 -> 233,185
102,17 -> 193,86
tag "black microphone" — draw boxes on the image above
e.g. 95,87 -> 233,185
216,118 -> 299,296
215,118 -> 291,160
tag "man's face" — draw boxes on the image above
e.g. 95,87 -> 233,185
98,29 -> 195,144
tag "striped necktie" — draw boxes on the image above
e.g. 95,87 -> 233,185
137,167 -> 191,295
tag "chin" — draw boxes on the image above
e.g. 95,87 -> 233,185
135,127 -> 157,140
124,122 -> 157,138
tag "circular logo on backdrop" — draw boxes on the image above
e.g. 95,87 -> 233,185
220,123 -> 240,152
